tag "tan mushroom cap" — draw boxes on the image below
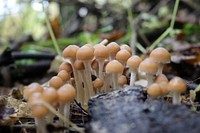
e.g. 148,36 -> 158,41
31,104 -> 49,117
74,60 -> 85,70
76,45 -> 94,60
167,77 -> 187,93
85,44 -> 94,52
105,60 -> 124,74
150,47 -> 170,64
57,70 -> 71,81
63,45 -> 79,59
127,55 -> 142,70
93,78 -> 104,89
147,83 -> 162,97
28,92 -> 43,105
116,49 -> 131,62
120,44 -> 132,55
155,74 -> 168,83
49,76 -> 64,89
159,82 -> 169,96
42,87 -> 58,103
58,62 -> 72,73
91,59 -> 99,71
24,83 -> 43,99
57,84 -> 76,103
118,75 -> 127,86
139,58 -> 158,74
94,44 -> 109,59
106,42 -> 120,57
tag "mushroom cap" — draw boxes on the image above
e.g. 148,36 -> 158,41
31,104 -> 49,117
24,83 -> 43,99
139,58 -> 158,74
74,60 -> 85,70
57,70 -> 71,81
159,82 -> 169,96
150,47 -> 170,64
118,75 -> 127,86
167,77 -> 187,93
49,76 -> 64,89
94,44 -> 109,59
93,78 -> 104,89
106,42 -> 120,57
57,84 -> 76,103
155,74 -> 168,83
147,83 -> 162,97
127,55 -> 142,71
116,49 -> 131,62
91,59 -> 99,71
105,60 -> 124,74
42,87 -> 58,103
76,45 -> 94,60
58,62 -> 72,73
63,45 -> 79,59
85,44 -> 94,52
28,92 -> 43,105
120,44 -> 132,54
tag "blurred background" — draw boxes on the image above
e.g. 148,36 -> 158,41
0,0 -> 199,89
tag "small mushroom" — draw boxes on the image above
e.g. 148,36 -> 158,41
127,55 -> 142,86
49,76 -> 64,89
149,47 -> 170,75
116,49 -> 131,66
118,75 -> 128,87
139,58 -> 158,86
147,83 -> 162,97
93,78 -> 104,94
57,84 -> 76,127
120,44 -> 132,55
167,76 -> 187,105
105,60 -> 124,90
23,82 -> 43,100
106,42 -> 120,60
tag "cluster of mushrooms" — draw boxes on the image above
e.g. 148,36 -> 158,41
23,40 -> 187,133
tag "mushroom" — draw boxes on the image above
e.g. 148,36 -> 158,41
154,74 -> 169,96
74,59 -> 87,105
139,58 -> 158,86
147,83 -> 162,97
167,76 -> 187,105
58,62 -> 72,74
149,47 -> 170,75
116,49 -> 131,66
42,87 -> 58,124
23,82 -> 43,100
76,45 -> 94,96
93,78 -> 104,94
57,84 -> 76,127
94,44 -> 109,79
106,42 -> 120,61
120,44 -> 132,55
154,74 -> 168,83
28,92 -> 49,133
49,76 -> 64,89
105,60 -> 124,90
118,75 -> 128,87
57,70 -> 71,82
127,55 -> 142,86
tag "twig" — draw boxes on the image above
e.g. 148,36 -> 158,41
42,2 -> 61,56
148,0 -> 180,51
74,99 -> 88,115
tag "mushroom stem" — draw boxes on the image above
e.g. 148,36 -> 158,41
46,112 -> 54,125
146,74 -> 154,87
157,63 -> 164,75
130,71 -> 136,86
83,61 -> 94,96
172,92 -> 181,105
112,73 -> 119,90
79,70 -> 89,104
64,103 -> 70,128
35,117 -> 47,133
98,59 -> 104,80
70,59 -> 83,103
